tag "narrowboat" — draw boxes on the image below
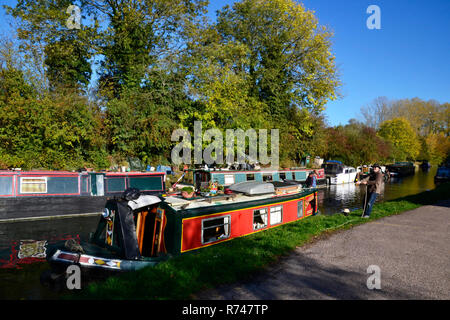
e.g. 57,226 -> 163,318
192,167 -> 326,190
323,160 -> 357,184
434,166 -> 450,183
385,162 -> 415,177
0,170 -> 166,221
420,161 -> 431,171
47,181 -> 318,272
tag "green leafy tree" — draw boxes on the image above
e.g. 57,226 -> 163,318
183,0 -> 340,166
44,36 -> 91,91
378,118 -> 421,161
215,0 -> 340,114
322,120 -> 392,167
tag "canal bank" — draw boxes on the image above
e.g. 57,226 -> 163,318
194,199 -> 450,300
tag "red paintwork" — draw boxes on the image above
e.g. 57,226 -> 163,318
181,193 -> 317,253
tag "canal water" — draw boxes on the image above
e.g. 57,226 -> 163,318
0,166 -> 439,299
317,166 -> 438,215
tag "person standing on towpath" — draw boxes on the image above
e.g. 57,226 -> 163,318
356,164 -> 384,218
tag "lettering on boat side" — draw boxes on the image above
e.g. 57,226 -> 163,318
181,304 -> 268,317
366,265 -> 381,290
66,265 -> 81,290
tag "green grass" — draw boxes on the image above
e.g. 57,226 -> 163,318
70,182 -> 450,300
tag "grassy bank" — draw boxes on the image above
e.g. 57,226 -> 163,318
71,182 -> 450,300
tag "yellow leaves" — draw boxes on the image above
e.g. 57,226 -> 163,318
424,133 -> 450,164
378,118 -> 421,161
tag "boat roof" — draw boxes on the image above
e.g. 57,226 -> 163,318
194,168 -> 317,174
162,188 -> 312,211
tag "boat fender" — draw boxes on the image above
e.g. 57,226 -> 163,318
64,239 -> 85,254
123,187 -> 141,201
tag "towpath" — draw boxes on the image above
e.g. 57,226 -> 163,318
194,201 -> 450,299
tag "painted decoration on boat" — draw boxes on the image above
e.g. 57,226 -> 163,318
18,240 -> 47,259
106,210 -> 115,246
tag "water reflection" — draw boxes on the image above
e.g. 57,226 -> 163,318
0,216 -> 99,269
318,166 -> 438,215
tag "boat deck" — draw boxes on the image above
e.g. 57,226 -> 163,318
163,188 -> 312,211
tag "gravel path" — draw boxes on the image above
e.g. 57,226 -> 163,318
194,201 -> 450,300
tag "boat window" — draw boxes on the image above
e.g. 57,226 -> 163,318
263,174 -> 272,181
247,173 -> 255,181
202,215 -> 230,244
297,200 -> 303,218
270,206 -> 283,225
344,169 -> 349,174
20,177 -> 47,193
279,172 -> 286,180
224,174 -> 235,185
253,208 -> 268,230
324,163 -> 340,175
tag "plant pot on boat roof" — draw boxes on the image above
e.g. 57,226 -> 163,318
181,186 -> 195,199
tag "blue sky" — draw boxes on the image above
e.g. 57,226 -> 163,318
1,0 -> 449,127
209,0 -> 450,126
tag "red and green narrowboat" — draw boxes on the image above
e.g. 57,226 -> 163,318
47,181 -> 318,272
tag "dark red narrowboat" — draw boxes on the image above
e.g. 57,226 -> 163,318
48,181 -> 318,272
0,170 -> 166,221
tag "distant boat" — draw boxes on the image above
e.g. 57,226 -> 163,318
420,161 -> 431,171
0,170 -> 166,221
323,160 -> 357,184
434,166 -> 450,183
191,167 -> 326,190
386,162 -> 415,177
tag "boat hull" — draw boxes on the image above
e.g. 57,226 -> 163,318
49,249 -> 164,272
386,163 -> 415,177
0,196 -> 107,221
328,172 -> 357,184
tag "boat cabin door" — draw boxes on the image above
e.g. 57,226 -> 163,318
195,171 -> 211,190
135,206 -> 166,257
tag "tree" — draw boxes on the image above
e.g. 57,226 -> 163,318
360,96 -> 392,129
421,133 -> 450,165
44,36 -> 92,91
323,121 -> 391,167
0,87 -> 108,170
183,0 -> 340,166
104,71 -> 187,165
378,118 -> 421,161
215,0 -> 340,114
